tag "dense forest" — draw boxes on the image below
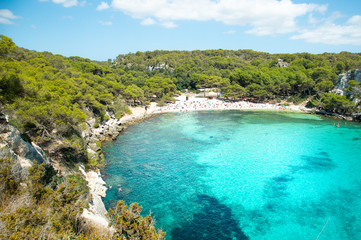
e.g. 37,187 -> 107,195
113,48 -> 361,114
1,35 -> 361,146
1,34 -> 361,238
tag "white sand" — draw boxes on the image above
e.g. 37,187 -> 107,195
122,95 -> 303,125
150,95 -> 302,114
122,95 -> 303,124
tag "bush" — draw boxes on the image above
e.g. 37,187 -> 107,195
0,160 -> 92,239
0,158 -> 20,195
108,200 -> 166,240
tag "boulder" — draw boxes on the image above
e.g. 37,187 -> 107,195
352,113 -> 361,121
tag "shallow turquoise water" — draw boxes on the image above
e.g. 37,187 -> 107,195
103,111 -> 361,240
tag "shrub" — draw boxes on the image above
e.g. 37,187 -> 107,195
108,200 -> 166,240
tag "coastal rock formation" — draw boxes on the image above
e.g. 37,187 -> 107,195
0,109 -> 124,232
333,69 -> 361,96
81,114 -> 125,170
352,112 -> 361,121
92,118 -> 124,142
83,115 -> 125,143
0,112 -> 49,178
82,108 -> 151,168
79,165 -> 111,230
77,110 -> 143,227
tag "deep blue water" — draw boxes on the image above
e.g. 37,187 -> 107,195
103,111 -> 361,240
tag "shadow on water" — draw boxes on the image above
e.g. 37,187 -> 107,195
264,174 -> 294,202
171,194 -> 249,240
290,152 -> 336,173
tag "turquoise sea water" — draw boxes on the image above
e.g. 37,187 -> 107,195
103,111 -> 361,240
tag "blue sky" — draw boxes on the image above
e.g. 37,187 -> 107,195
1,0 -> 361,61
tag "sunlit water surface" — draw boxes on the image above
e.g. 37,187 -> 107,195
103,111 -> 361,240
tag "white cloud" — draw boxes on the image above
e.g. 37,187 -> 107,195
291,15 -> 361,45
141,18 -> 156,26
40,0 -> 85,7
140,17 -> 176,28
110,0 -> 327,34
0,9 -> 19,25
99,20 -> 112,26
97,2 -> 110,11
31,25 -> 37,29
0,18 -> 13,25
52,0 -> 79,7
348,15 -> 361,25
224,30 -> 236,34
0,9 -> 19,20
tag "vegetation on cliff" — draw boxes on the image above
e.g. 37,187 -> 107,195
0,35 -> 166,239
1,34 -> 361,238
112,49 -> 361,114
0,158 -> 91,239
1,35 -> 361,153
0,158 -> 165,239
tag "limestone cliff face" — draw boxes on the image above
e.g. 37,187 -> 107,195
79,165 -> 111,229
0,111 -> 112,230
0,113 -> 49,178
0,108 -> 144,232
77,113 -> 126,231
333,69 -> 361,96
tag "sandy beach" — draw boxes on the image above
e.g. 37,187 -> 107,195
125,95 -> 304,124
118,95 -> 305,130
144,95 -> 302,115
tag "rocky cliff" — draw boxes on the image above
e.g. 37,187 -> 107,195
0,112 -> 49,178
0,111 -> 112,231
0,105 -> 153,234
333,69 -> 361,96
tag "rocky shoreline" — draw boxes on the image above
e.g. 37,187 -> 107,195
1,98 -> 359,232
79,104 -> 159,229
85,98 -> 361,229
0,106 -> 159,233
301,107 -> 361,122
82,99 -> 301,228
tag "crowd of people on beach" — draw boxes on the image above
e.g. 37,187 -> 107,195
154,97 -> 298,113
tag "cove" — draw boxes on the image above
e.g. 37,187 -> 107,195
102,110 -> 361,240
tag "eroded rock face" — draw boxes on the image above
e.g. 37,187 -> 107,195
0,110 -> 116,230
333,69 -> 361,96
0,120 -> 48,165
91,118 -> 123,142
0,113 -> 50,178
79,165 -> 111,230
